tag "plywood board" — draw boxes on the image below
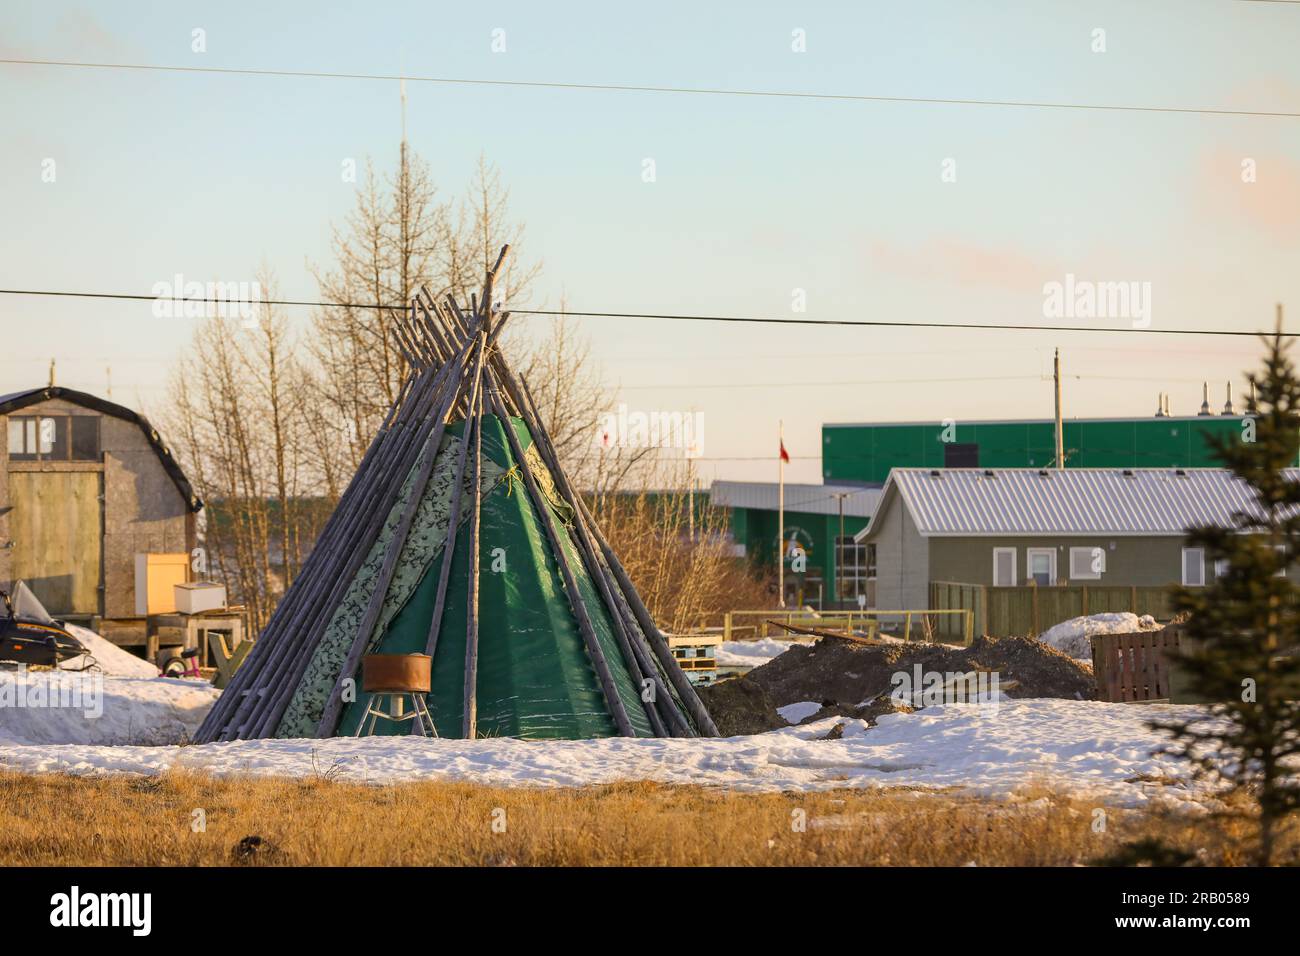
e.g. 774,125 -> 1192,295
9,471 -> 102,615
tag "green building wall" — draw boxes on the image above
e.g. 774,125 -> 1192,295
730,505 -> 869,605
822,416 -> 1266,484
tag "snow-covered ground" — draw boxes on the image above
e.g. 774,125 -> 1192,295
0,697 -> 1216,807
715,637 -> 809,668
0,670 -> 220,745
1038,612 -> 1161,660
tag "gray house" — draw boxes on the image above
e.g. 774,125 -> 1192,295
857,468 -> 1294,628
1,386 -> 202,627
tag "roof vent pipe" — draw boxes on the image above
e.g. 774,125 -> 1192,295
1155,392 -> 1166,417
1199,382 -> 1212,416
1223,382 -> 1236,416
1163,393 -> 1171,417
1248,381 -> 1259,414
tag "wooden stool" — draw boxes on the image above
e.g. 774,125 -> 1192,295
355,654 -> 438,737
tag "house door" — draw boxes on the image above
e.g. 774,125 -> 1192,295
8,472 -> 103,616
1026,548 -> 1056,586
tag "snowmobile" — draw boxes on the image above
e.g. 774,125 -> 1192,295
0,582 -> 88,667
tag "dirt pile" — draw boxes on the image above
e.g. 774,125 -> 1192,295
748,634 -> 1094,708
695,678 -> 787,737
698,635 -> 1094,734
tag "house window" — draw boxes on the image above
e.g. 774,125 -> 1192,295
1214,558 -> 1230,579
1069,546 -> 1104,581
1182,547 -> 1205,587
1276,545 -> 1288,579
835,536 -> 870,601
992,547 -> 1016,587
5,414 -> 99,462
1026,548 -> 1056,586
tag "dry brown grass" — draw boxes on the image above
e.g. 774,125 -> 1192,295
2,771 -> 1289,866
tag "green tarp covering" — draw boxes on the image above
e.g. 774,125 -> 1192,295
282,415 -> 655,740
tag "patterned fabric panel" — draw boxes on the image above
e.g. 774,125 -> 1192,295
276,431 -> 506,737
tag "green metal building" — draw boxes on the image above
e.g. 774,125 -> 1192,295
823,415 -> 1258,484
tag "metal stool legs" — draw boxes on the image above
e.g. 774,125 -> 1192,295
354,692 -> 438,737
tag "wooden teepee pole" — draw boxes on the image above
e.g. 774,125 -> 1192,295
461,370 -> 485,739
422,341 -> 485,661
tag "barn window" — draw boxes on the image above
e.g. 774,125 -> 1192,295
6,415 -> 65,460
5,415 -> 99,461
70,416 -> 101,460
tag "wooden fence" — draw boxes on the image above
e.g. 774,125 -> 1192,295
930,580 -> 1177,639
722,607 -> 973,645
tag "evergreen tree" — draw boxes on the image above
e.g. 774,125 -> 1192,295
1161,316 -> 1300,866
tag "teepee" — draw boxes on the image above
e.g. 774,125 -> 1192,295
195,248 -> 717,742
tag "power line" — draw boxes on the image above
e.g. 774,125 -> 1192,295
614,375 -> 1045,390
2,57 -> 1298,119
0,288 -> 1289,338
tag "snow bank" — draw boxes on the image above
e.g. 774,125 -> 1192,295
715,637 -> 806,668
59,624 -> 158,678
1038,612 -> 1160,660
0,698 -> 1218,807
0,671 -> 220,746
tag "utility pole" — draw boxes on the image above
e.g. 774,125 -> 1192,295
833,492 -> 848,607
1054,347 -> 1064,469
778,419 -> 785,608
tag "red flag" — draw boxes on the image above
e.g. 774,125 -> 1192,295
779,439 -> 790,464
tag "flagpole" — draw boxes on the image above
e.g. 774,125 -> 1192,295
778,419 -> 785,608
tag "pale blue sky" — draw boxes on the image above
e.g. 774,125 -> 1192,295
2,0 -> 1298,482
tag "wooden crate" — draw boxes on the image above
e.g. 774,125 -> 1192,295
1092,628 -> 1182,702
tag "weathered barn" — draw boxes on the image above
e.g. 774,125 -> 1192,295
0,386 -> 201,628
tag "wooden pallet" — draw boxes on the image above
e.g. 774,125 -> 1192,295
1092,627 -> 1182,702
667,633 -> 719,685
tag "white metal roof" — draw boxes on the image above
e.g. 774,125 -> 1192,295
710,480 -> 881,518
856,467 -> 1299,539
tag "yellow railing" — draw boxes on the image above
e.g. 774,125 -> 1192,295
722,608 -> 974,646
